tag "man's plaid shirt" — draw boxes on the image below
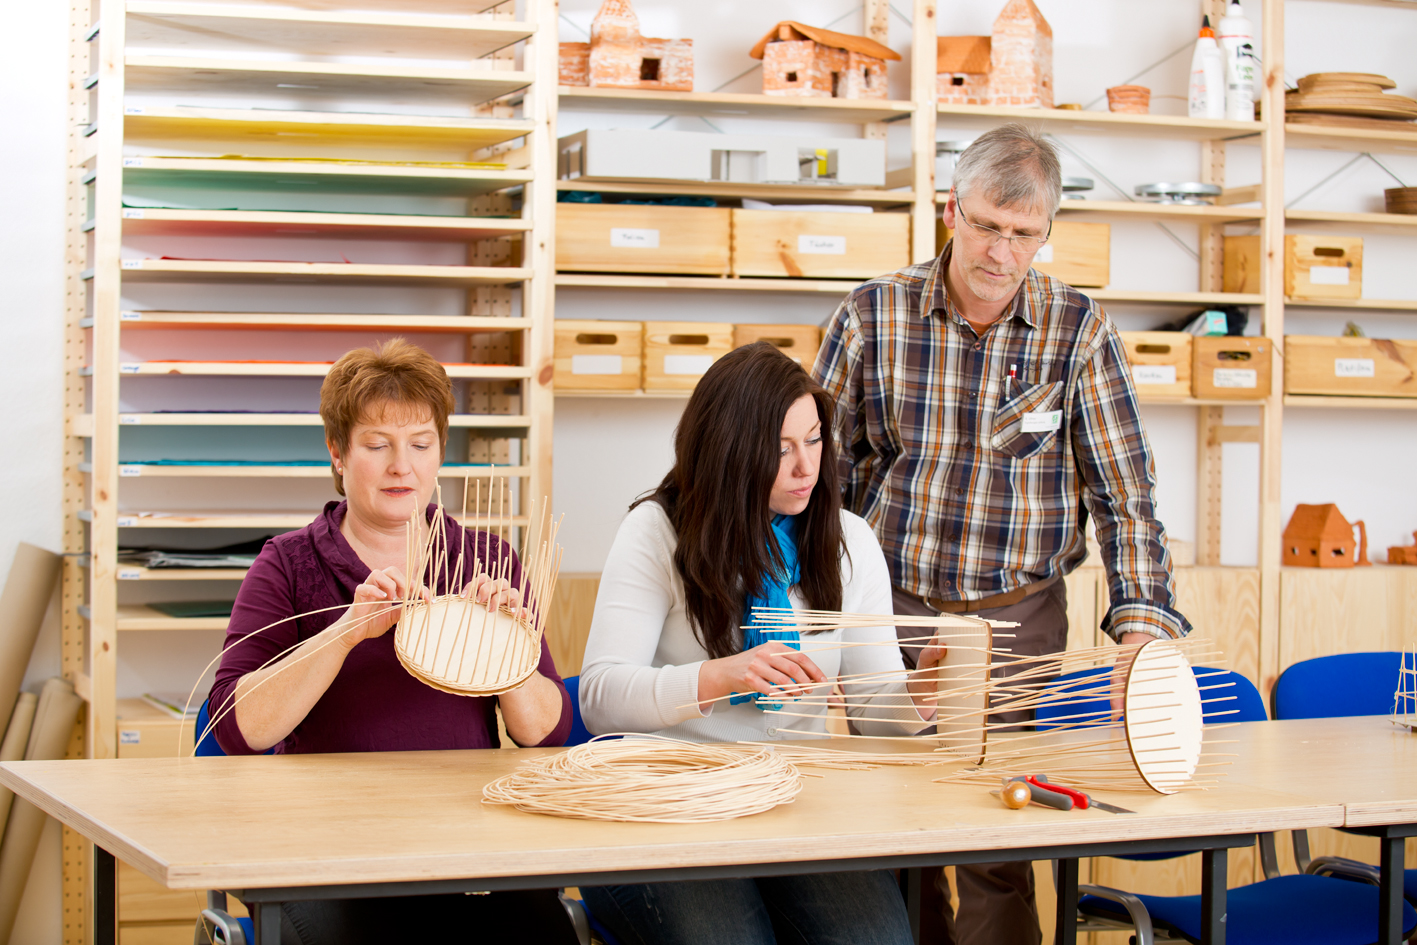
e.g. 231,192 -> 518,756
812,241 -> 1190,642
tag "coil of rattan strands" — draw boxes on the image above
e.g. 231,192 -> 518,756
481,736 -> 805,823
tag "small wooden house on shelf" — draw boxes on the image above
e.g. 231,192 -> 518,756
937,35 -> 992,106
1282,503 -> 1371,568
936,0 -> 1053,109
559,0 -> 693,92
1389,532 -> 1417,566
750,22 -> 900,100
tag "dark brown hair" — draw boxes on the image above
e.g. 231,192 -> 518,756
320,338 -> 454,496
634,342 -> 844,659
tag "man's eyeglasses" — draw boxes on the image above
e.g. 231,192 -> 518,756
955,201 -> 1052,253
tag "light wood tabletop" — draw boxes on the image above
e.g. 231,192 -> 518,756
0,743 -> 1343,893
1222,716 -> 1417,828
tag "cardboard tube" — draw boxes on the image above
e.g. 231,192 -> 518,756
0,678 -> 82,945
0,694 -> 37,842
0,544 -> 61,741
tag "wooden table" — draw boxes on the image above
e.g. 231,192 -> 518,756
1223,716 -> 1417,945
0,745 -> 1342,945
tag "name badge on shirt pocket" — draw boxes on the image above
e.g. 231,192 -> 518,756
1021,410 -> 1062,433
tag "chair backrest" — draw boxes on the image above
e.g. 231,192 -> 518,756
561,676 -> 595,747
1273,652 -> 1409,720
1035,664 -> 1267,729
195,698 -> 275,756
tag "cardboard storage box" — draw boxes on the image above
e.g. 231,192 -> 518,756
1285,335 -> 1417,399
1032,221 -> 1110,288
730,209 -> 909,279
1223,234 -> 1363,299
732,324 -> 821,364
1119,331 -> 1191,399
1192,336 -> 1272,400
553,320 -> 643,391
116,698 -> 185,759
642,321 -> 734,391
556,203 -> 731,275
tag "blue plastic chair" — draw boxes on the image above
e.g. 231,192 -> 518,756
1035,665 -> 1268,729
1074,660 -> 1417,944
1273,651 -> 1415,720
1274,652 -> 1417,913
193,697 -> 259,945
561,675 -> 596,747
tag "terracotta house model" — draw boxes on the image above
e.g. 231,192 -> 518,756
559,0 -> 693,92
1389,531 -> 1417,566
1282,503 -> 1371,568
751,22 -> 900,100
936,35 -> 992,106
937,0 -> 1053,109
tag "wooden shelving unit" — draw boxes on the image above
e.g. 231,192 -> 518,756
65,12 -> 559,940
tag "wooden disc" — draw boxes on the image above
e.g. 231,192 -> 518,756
1298,72 -> 1396,91
1122,639 -> 1203,795
395,598 -> 540,695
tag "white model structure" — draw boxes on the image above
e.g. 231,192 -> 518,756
557,128 -> 887,187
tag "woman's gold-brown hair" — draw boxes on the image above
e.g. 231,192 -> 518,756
320,338 -> 454,496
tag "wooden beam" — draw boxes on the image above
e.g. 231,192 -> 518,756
911,0 -> 938,263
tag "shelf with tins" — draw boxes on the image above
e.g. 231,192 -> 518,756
125,2 -> 535,60
936,103 -> 1265,142
1051,199 -> 1264,224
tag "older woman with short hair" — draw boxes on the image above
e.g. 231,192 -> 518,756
208,338 -> 576,945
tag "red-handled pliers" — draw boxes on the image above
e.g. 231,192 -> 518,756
1009,775 -> 1136,814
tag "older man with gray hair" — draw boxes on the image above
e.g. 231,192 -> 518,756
813,123 -> 1191,943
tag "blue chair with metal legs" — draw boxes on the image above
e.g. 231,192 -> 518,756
1063,663 -> 1417,944
192,697 -> 265,944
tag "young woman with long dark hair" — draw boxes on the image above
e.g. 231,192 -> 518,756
578,342 -> 941,945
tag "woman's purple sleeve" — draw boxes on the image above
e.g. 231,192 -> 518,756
207,543 -> 303,755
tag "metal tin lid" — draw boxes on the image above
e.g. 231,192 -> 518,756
1134,182 -> 1223,204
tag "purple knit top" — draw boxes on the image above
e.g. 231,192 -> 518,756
208,501 -> 571,755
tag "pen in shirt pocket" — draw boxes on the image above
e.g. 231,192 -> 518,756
1007,363 -> 1019,392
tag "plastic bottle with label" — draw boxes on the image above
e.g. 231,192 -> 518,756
1217,2 -> 1259,121
1187,16 -> 1226,120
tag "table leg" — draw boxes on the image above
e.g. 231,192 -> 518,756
251,901 -> 283,945
1378,835 -> 1405,945
1054,858 -> 1079,945
1200,847 -> 1227,945
899,867 -> 922,945
94,845 -> 115,945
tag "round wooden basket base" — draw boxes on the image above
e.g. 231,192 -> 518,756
1122,639 -> 1203,795
395,598 -> 540,696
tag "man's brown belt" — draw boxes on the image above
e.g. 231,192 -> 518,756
904,574 -> 1060,615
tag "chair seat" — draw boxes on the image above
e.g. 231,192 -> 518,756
1080,873 -> 1417,945
1407,868 -> 1417,905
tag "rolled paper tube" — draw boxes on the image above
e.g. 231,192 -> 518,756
0,678 -> 82,945
0,694 -> 37,841
0,544 -> 60,740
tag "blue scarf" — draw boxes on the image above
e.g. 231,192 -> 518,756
730,514 -> 802,709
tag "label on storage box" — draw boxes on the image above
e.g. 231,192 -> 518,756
1212,368 -> 1257,389
119,730 -> 140,745
663,354 -> 715,376
610,228 -> 660,249
1334,358 -> 1376,378
1307,265 -> 1350,286
1132,365 -> 1177,386
571,354 -> 624,376
798,235 -> 846,255
1033,244 -> 1054,263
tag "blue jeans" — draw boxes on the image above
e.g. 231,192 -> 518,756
582,870 -> 913,945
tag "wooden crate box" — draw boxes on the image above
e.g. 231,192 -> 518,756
730,209 -> 909,279
115,699 -> 185,759
642,321 -> 733,391
553,320 -> 643,391
1285,335 -> 1417,399
1119,331 -> 1191,400
732,324 -> 821,365
1223,234 -> 1364,299
556,203 -> 731,275
1031,221 -> 1109,288
1192,336 -> 1272,400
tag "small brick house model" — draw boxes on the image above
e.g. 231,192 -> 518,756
936,0 -> 1053,109
936,35 -> 991,106
558,0 -> 693,92
1282,503 -> 1371,568
750,22 -> 900,100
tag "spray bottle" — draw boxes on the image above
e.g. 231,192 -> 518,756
1218,2 -> 1259,121
1188,16 -> 1226,120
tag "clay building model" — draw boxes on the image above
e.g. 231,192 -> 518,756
559,0 -> 693,92
1282,503 -> 1371,569
750,22 -> 900,100
937,0 -> 1053,108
